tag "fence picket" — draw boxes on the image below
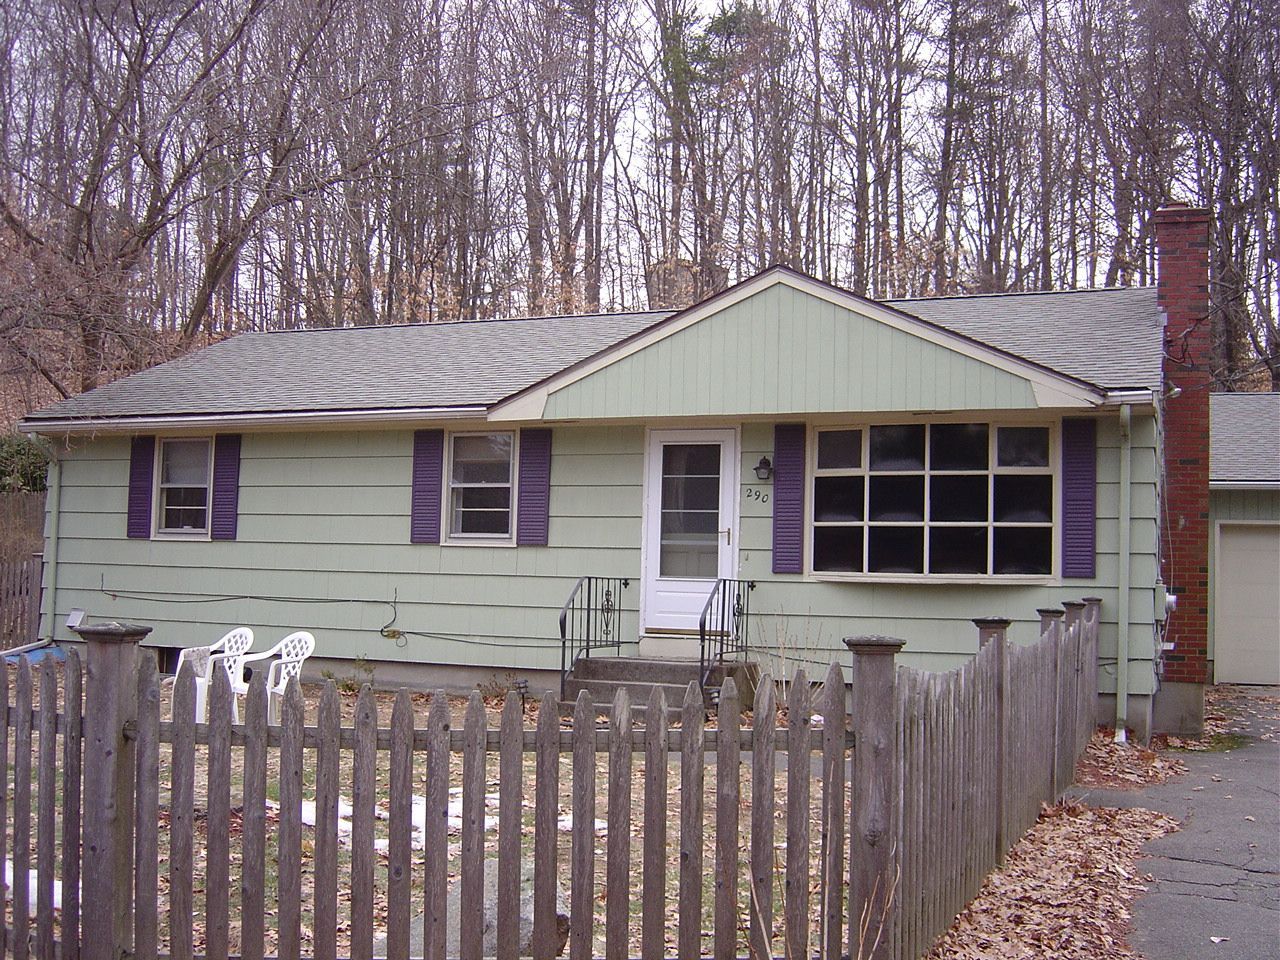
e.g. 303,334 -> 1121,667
422,692 -> 449,960
459,693 -> 487,960
569,691 -> 596,960
750,676 -> 776,960
133,654 -> 160,960
241,677 -> 269,960
386,690 -> 414,960
678,681 -> 705,959
821,663 -> 845,960
640,686 -> 668,960
533,692 -> 560,960
36,655 -> 57,960
60,651 -> 81,960
604,688 -> 632,960
279,680 -> 306,960
13,657 -> 31,960
350,685 -> 378,960
785,672 -> 811,960
713,676 -> 741,960
206,669 -> 234,960
169,667 -> 195,960
497,695 -> 523,960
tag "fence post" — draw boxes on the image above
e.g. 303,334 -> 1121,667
1081,598 -> 1103,734
1062,600 -> 1088,774
1037,607 -> 1064,641
844,635 -> 903,960
973,619 -> 1010,863
30,552 -> 44,643
74,621 -> 152,960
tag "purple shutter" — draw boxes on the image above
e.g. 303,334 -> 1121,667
411,429 -> 444,544
517,428 -> 552,546
1061,418 -> 1097,578
772,423 -> 806,574
127,435 -> 156,538
210,434 -> 242,541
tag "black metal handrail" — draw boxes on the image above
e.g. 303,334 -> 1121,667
559,576 -> 630,698
699,578 -> 755,689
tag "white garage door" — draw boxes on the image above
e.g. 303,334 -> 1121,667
1215,524 -> 1280,684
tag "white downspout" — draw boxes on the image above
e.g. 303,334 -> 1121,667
1114,404 -> 1132,742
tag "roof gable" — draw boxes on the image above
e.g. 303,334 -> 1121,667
494,270 -> 1104,421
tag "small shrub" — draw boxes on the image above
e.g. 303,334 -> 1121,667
0,435 -> 49,494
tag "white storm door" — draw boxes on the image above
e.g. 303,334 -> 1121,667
642,429 -> 739,633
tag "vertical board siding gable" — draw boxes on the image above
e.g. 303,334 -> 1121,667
127,435 -> 156,538
772,423 -> 806,573
210,434 -> 242,541
516,428 -> 552,546
1061,418 -> 1097,578
411,430 -> 444,544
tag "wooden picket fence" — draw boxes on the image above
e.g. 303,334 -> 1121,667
0,556 -> 41,650
1,599 -> 1101,960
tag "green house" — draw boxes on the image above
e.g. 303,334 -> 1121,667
22,206 -> 1233,738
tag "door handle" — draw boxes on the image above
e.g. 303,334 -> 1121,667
721,528 -> 732,545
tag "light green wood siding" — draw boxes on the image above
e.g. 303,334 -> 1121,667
43,426 -> 645,674
40,411 -> 1161,700
1208,487 -> 1280,665
541,285 -> 1041,420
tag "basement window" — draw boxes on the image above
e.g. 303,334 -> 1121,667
810,423 -> 1054,577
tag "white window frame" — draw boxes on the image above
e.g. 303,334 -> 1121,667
443,430 -> 518,545
806,420 -> 1059,583
153,437 -> 213,538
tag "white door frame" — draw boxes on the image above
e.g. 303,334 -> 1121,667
640,427 -> 740,636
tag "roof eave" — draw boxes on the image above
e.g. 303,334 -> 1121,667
1209,480 -> 1280,490
18,404 -> 492,436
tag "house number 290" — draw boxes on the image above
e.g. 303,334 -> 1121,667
745,487 -> 770,504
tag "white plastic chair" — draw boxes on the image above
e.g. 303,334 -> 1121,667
167,627 -> 254,722
228,630 -> 316,723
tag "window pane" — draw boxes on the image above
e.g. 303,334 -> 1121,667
930,475 -> 988,522
662,443 -> 720,477
869,475 -> 924,522
455,509 -> 511,535
164,487 -> 207,509
814,476 -> 864,522
817,430 -> 861,470
453,434 -> 512,483
930,424 -> 988,470
458,487 -> 510,510
997,427 -> 1050,467
869,425 -> 925,471
162,440 -> 208,485
868,527 -> 924,573
163,507 -> 207,530
661,510 -> 719,535
993,527 -> 1051,574
994,475 -> 1053,523
814,526 -> 863,572
929,528 -> 987,574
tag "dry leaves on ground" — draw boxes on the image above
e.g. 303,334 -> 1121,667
1074,730 -> 1187,788
926,802 -> 1179,960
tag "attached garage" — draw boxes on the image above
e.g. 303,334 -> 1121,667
1208,394 -> 1280,686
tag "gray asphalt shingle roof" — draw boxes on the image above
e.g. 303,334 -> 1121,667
24,278 -> 1163,425
24,311 -> 668,421
888,286 -> 1162,389
1210,393 -> 1280,484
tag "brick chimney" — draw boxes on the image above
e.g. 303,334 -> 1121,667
1155,203 -> 1212,696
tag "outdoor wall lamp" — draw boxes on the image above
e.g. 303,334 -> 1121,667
754,456 -> 774,481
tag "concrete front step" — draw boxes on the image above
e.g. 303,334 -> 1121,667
564,656 -> 759,716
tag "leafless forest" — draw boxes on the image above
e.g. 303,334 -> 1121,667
1,0 -> 1276,417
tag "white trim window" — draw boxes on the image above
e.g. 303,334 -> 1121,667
156,438 -> 212,534
810,423 -> 1054,577
447,432 -> 515,540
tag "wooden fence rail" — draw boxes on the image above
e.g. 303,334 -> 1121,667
2,599 -> 1101,960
